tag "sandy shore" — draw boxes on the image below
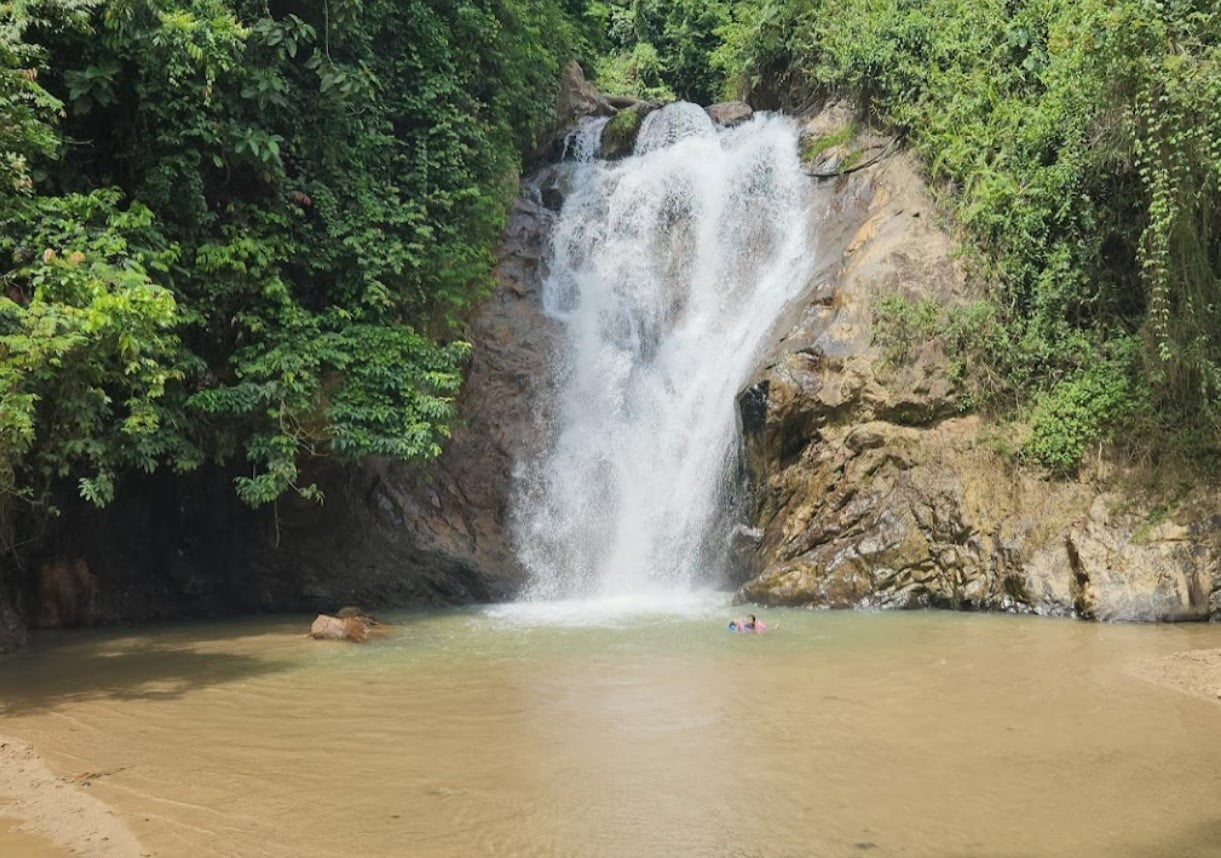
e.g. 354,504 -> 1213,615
0,736 -> 146,858
1130,647 -> 1221,703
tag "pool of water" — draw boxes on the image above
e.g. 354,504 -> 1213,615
1,600 -> 1219,857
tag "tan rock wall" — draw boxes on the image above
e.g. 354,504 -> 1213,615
736,104 -> 1221,621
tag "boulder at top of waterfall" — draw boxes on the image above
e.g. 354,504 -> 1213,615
601,103 -> 657,160
606,93 -> 659,111
533,61 -> 613,161
556,61 -> 613,123
705,101 -> 753,127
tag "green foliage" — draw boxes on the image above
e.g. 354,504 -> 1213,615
601,102 -> 652,156
725,0 -> 1220,471
589,1 -> 742,102
1023,345 -> 1140,475
595,41 -> 675,101
872,294 -> 942,368
799,120 -> 858,164
0,188 -> 195,507
0,0 -> 584,524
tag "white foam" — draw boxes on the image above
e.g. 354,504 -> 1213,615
513,105 -> 817,601
481,589 -> 729,628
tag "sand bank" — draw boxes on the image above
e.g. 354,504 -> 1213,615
1131,647 -> 1221,703
0,736 -> 145,857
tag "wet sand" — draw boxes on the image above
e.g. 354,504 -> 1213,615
1131,646 -> 1221,702
0,736 -> 145,857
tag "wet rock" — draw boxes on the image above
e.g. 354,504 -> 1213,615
533,61 -> 613,161
36,558 -> 96,628
601,103 -> 657,160
310,611 -> 384,642
705,101 -> 753,127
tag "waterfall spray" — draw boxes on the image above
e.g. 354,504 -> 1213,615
514,104 -> 817,601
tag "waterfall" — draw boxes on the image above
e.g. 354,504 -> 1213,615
514,104 -> 817,602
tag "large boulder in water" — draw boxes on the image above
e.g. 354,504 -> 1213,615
310,609 -> 385,642
600,103 -> 657,160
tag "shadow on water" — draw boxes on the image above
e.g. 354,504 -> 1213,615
0,630 -> 300,717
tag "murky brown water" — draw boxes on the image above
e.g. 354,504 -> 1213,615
0,604 -> 1219,858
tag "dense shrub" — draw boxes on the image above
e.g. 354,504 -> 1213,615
0,0 -> 580,527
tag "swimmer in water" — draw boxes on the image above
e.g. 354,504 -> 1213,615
728,614 -> 766,633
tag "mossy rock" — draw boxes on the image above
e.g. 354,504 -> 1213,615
601,103 -> 654,160
799,121 -> 858,165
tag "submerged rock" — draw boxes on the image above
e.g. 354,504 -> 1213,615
36,558 -> 96,628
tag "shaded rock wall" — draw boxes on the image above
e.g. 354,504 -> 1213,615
735,103 -> 1221,621
235,194 -> 560,609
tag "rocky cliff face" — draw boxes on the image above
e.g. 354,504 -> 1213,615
734,103 -> 1221,621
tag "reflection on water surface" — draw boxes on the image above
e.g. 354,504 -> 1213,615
1,603 -> 1219,858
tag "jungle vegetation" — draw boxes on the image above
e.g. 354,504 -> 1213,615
712,0 -> 1220,475
0,0 -> 581,545
1,0 -> 1216,550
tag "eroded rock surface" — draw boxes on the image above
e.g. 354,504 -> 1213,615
735,103 -> 1221,621
238,193 -> 561,608
533,60 -> 614,162
705,101 -> 753,127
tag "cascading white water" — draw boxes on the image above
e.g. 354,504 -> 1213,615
514,104 -> 817,602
